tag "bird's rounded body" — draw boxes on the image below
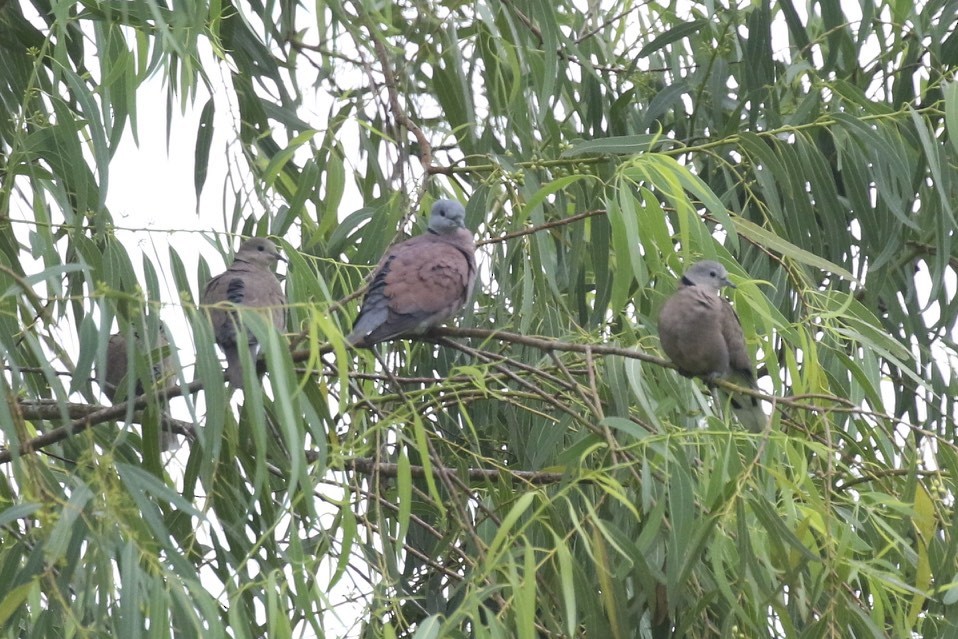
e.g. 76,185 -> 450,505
659,286 -> 734,379
100,328 -> 175,448
202,237 -> 286,386
348,200 -> 476,348
658,260 -> 766,432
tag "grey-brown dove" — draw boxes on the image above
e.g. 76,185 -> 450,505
100,328 -> 176,449
202,238 -> 286,387
658,260 -> 767,432
347,199 -> 476,348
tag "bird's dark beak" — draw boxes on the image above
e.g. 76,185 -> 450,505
723,277 -> 736,289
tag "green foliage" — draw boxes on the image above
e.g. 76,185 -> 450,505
1,0 -> 958,637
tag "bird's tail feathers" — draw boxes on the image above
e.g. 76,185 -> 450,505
159,428 -> 176,451
224,348 -> 245,388
718,373 -> 767,433
345,327 -> 368,348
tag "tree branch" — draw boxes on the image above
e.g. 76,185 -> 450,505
16,400 -> 195,440
366,28 -> 432,170
476,209 -> 606,247
345,457 -> 571,485
0,381 -> 204,463
2,322 -> 917,465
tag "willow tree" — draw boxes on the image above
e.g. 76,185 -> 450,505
1,0 -> 956,637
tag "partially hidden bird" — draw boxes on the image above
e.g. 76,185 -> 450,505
658,260 -> 767,432
347,199 -> 477,348
202,238 -> 286,387
100,327 -> 176,449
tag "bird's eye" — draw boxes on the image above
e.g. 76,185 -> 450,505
258,245 -> 264,251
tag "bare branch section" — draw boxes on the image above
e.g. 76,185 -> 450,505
17,400 -> 195,438
367,28 -> 432,170
477,209 -> 607,247
0,324 -> 901,464
0,381 -> 203,464
345,458 -> 571,486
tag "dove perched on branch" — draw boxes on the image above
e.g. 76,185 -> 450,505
658,260 -> 767,432
202,238 -> 286,387
348,200 -> 477,348
100,327 -> 176,449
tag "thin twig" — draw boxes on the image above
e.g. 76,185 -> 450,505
476,209 -> 606,247
367,30 -> 432,169
435,336 -> 601,438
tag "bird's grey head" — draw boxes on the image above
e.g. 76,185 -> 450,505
427,199 -> 467,234
682,260 -> 735,292
236,238 -> 284,267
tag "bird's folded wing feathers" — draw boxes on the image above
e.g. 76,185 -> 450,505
719,298 -> 754,383
717,299 -> 767,431
384,243 -> 474,315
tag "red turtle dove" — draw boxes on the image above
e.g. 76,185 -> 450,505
348,200 -> 476,348
101,328 -> 176,449
202,238 -> 286,387
658,260 -> 767,432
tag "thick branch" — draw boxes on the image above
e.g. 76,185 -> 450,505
0,381 -> 204,463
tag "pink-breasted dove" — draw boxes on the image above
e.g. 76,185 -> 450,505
202,238 -> 286,386
347,200 -> 477,348
658,260 -> 767,432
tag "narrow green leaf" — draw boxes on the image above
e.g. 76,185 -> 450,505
0,503 -> 41,528
522,174 -> 595,214
731,215 -> 858,282
397,450 -> 412,543
945,83 -> 958,159
518,540 -> 537,639
194,97 -> 215,204
600,416 -> 648,440
0,580 -> 35,629
487,492 -> 536,563
552,531 -> 577,636
562,134 -> 659,157
45,484 -> 94,564
411,615 -> 441,639
263,129 -> 319,187
637,19 -> 708,58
